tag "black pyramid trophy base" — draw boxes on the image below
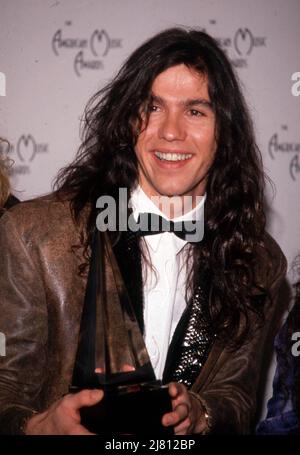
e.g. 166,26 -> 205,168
70,381 -> 173,436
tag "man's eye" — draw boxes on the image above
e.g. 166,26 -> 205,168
149,105 -> 160,112
189,109 -> 204,117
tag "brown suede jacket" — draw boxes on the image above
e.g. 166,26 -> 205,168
0,195 -> 287,434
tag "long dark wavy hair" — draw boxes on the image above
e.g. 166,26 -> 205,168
55,27 -> 270,348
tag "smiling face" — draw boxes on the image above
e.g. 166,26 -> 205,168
135,64 -> 217,204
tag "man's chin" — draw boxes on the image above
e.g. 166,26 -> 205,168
152,184 -> 188,198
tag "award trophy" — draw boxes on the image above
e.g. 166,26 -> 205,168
70,231 -> 173,435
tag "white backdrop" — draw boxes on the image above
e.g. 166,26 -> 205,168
1,0 -> 300,422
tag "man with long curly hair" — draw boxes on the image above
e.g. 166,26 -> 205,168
0,28 -> 287,435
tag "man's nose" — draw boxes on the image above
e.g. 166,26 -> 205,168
158,112 -> 186,141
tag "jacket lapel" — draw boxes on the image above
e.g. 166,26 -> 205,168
111,229 -> 145,334
162,265 -> 215,387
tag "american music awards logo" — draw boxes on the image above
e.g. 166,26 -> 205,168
202,21 -> 266,69
51,21 -> 122,77
7,134 -> 49,176
268,126 -> 300,181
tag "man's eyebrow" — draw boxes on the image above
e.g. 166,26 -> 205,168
150,94 -> 213,110
184,98 -> 213,110
150,94 -> 164,105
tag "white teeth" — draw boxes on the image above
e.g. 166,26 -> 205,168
154,151 -> 192,161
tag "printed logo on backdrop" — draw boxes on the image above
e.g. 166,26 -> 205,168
268,126 -> 300,181
6,134 -> 49,177
51,21 -> 122,77
201,21 -> 266,69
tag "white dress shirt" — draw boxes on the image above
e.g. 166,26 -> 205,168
130,186 -> 206,380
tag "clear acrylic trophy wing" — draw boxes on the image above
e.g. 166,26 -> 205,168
71,230 -> 155,389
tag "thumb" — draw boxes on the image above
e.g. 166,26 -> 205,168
67,389 -> 104,410
168,382 -> 181,399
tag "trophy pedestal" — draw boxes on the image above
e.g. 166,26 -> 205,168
70,381 -> 173,436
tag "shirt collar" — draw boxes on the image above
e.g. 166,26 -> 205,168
130,185 -> 206,254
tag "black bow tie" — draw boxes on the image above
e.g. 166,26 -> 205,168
134,212 -> 203,242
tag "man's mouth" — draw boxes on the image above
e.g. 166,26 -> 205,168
154,151 -> 192,161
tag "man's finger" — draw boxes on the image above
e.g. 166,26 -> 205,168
174,402 -> 189,421
168,382 -> 182,399
162,411 -> 178,427
64,389 -> 103,410
162,402 -> 189,427
174,416 -> 191,435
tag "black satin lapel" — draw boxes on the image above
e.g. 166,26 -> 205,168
71,232 -> 100,388
162,305 -> 191,384
111,229 -> 144,334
